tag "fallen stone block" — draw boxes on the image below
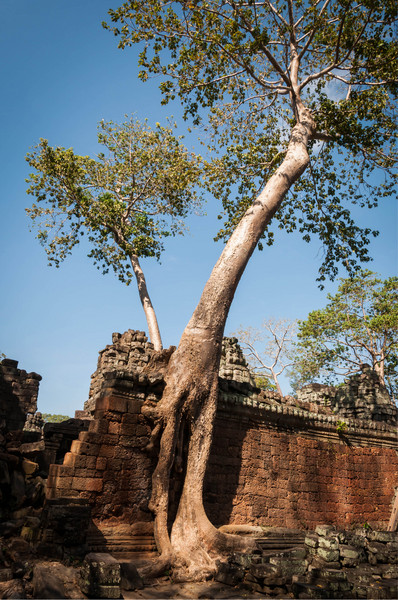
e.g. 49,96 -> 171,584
317,547 -> 339,562
305,534 -> 319,549
319,536 -> 339,550
80,552 -> 121,598
21,459 -> 38,476
315,525 -> 335,537
368,531 -> 397,543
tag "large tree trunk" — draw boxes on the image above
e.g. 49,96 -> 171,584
143,114 -> 315,579
130,254 -> 163,351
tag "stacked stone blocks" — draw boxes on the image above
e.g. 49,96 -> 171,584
45,331 -> 398,538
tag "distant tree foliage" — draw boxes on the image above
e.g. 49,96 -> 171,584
42,414 -> 71,423
290,271 -> 398,399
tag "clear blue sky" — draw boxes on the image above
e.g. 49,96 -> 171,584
1,0 -> 396,416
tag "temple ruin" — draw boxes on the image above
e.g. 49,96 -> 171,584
0,331 -> 397,598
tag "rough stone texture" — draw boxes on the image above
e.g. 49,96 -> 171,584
0,359 -> 42,432
43,331 -> 398,559
297,364 -> 398,425
84,330 -> 158,415
80,552 -> 121,598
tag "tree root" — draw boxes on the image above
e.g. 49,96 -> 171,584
136,553 -> 172,581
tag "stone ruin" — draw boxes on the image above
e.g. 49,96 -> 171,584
296,364 -> 397,425
0,333 -> 397,599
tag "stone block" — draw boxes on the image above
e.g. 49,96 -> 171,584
32,565 -> 68,599
80,553 -> 121,598
340,544 -> 361,560
96,457 -> 107,470
71,478 -> 103,492
108,422 -> 121,435
317,547 -> 340,562
96,396 -> 128,413
269,556 -> 307,578
88,419 -> 109,434
56,476 -> 72,490
305,534 -> 319,548
99,445 -> 115,458
368,531 -> 397,543
319,536 -> 339,550
315,524 -> 336,537
127,400 -> 143,414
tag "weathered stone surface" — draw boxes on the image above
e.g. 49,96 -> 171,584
340,544 -> 361,559
32,565 -> 68,599
319,536 -> 339,550
315,525 -> 336,537
317,547 -> 340,562
305,534 -> 319,548
120,561 -> 144,590
80,552 -> 121,598
368,531 -> 397,543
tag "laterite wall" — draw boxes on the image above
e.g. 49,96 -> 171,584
205,404 -> 398,530
45,331 -> 398,535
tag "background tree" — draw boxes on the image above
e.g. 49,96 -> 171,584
102,0 -> 397,579
234,319 -> 297,396
26,117 -> 202,350
42,413 -> 71,423
290,271 -> 398,399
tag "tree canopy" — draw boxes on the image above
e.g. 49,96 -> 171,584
106,0 -> 397,285
101,0 -> 398,578
26,117 -> 202,348
290,271 -> 398,398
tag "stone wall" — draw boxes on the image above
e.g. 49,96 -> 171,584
297,365 -> 398,425
0,359 -> 42,432
45,331 -> 398,547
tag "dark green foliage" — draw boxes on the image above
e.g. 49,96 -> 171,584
290,271 -> 398,398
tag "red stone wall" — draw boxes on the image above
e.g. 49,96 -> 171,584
46,381 -> 398,533
46,387 -> 157,524
45,333 -> 398,535
205,414 -> 398,530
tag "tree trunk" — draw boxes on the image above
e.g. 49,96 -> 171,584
143,114 -> 315,578
271,369 -> 284,398
130,254 -> 163,351
374,354 -> 385,387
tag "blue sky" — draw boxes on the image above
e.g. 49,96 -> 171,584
1,0 -> 396,416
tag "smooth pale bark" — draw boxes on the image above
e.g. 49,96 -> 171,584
271,370 -> 284,398
142,112 -> 316,579
130,254 -> 163,351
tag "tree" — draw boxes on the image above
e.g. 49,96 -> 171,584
290,271 -> 398,398
102,0 -> 397,579
234,319 -> 297,396
26,117 -> 202,350
42,413 -> 71,423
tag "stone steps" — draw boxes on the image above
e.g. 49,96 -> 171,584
87,532 -> 157,558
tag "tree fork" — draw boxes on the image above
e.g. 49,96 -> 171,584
144,114 -> 316,575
